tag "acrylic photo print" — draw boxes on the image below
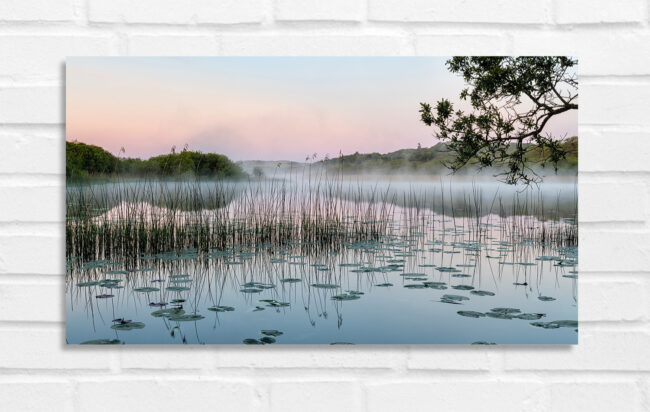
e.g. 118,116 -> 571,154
66,57 -> 578,345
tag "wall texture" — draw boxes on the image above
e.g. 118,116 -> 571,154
1,1 -> 649,411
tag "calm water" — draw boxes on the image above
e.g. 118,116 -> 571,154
66,178 -> 578,345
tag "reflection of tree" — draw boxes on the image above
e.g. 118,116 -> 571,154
420,57 -> 578,184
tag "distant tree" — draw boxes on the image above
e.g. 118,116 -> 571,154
252,166 -> 264,178
419,57 -> 578,184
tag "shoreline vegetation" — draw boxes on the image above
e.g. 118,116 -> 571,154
66,137 -> 577,181
66,141 -> 247,180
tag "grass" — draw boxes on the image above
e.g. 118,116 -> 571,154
66,168 -> 578,262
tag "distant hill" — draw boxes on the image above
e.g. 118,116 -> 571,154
317,137 -> 578,175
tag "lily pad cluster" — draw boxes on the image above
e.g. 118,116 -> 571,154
243,329 -> 283,345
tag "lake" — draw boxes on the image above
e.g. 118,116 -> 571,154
66,175 -> 578,345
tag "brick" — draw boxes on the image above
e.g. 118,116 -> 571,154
579,180 -> 646,222
554,0 -> 645,24
504,330 -> 650,370
0,282 -> 63,322
0,327 -> 112,369
0,382 -> 73,412
511,31 -> 650,76
0,36 -> 114,82
579,231 -> 650,272
89,0 -> 265,24
220,34 -> 412,55
0,87 -> 62,124
0,186 -> 63,222
120,347 -> 213,370
127,35 -> 219,55
270,381 -> 362,412
580,129 -> 650,172
76,379 -> 257,412
415,34 -> 508,56
407,346 -> 494,370
580,279 -> 646,321
215,347 -> 406,369
581,83 -> 650,126
547,381 -> 644,411
0,129 -> 64,174
0,0 -> 75,22
0,236 -> 63,275
368,0 -> 550,24
275,0 -> 364,21
366,381 -> 547,412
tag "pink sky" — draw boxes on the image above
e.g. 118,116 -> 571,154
66,57 -> 578,161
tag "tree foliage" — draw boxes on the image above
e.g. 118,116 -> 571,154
66,141 -> 246,179
419,57 -> 578,184
66,141 -> 118,178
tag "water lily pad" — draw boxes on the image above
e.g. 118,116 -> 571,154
96,294 -> 114,299
452,285 -> 475,291
76,281 -> 100,287
243,282 -> 275,289
538,296 -> 556,302
375,283 -> 393,287
240,287 -> 263,293
531,320 -> 578,329
530,321 -> 560,329
111,322 -> 145,330
515,313 -> 546,320
151,308 -> 185,318
80,339 -> 121,345
457,311 -> 486,318
260,336 -> 276,344
442,294 -> 469,301
332,293 -> 361,301
404,284 -> 426,289
168,314 -> 205,322
451,274 -> 471,278
470,290 -> 495,297
208,306 -> 235,312
471,341 -> 496,345
134,287 -> 160,293
311,283 -> 339,289
490,307 -> 521,314
243,338 -> 263,345
486,312 -> 514,320
167,286 -> 191,292
280,278 -> 302,283
261,329 -> 283,337
436,267 -> 461,273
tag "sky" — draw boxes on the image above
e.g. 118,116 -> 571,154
66,57 -> 578,162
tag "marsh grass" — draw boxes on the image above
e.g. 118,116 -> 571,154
66,168 -> 577,264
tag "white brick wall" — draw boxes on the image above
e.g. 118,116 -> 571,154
0,1 -> 648,411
